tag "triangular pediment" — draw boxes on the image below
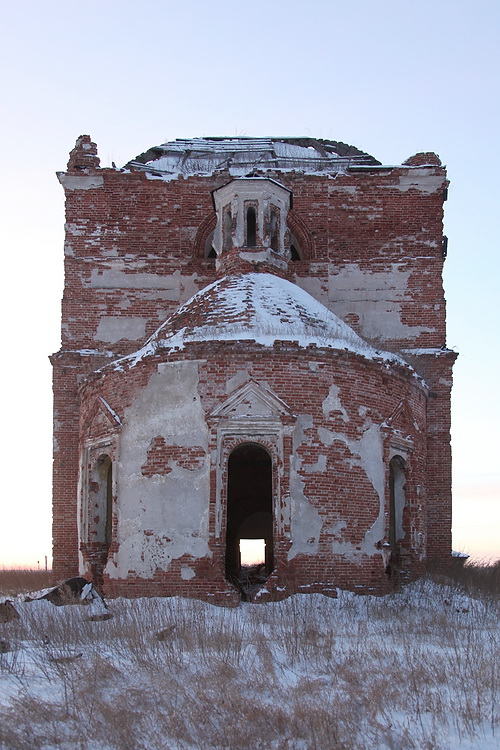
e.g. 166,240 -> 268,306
210,381 -> 294,421
384,399 -> 416,441
83,396 -> 122,438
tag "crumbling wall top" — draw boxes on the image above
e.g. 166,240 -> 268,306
67,134 -> 100,173
403,152 -> 442,167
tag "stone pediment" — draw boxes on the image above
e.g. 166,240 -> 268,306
383,399 -> 415,446
210,381 -> 294,422
84,396 -> 122,439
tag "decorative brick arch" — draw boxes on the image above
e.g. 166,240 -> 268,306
193,212 -> 217,258
287,210 -> 314,260
194,210 -> 314,260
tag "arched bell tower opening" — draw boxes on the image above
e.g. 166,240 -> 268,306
225,443 -> 273,596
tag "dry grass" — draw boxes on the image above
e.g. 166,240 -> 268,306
0,567 -> 499,750
0,569 -> 53,597
450,559 -> 500,599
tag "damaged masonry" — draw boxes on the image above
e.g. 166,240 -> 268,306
51,135 -> 456,604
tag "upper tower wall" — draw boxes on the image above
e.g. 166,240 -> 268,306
56,136 -> 448,357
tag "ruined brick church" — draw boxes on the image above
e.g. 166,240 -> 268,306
52,135 -> 456,603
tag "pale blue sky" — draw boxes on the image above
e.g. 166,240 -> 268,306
0,0 -> 498,566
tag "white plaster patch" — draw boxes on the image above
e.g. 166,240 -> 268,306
328,263 -> 435,342
179,273 -> 202,303
61,322 -> 74,340
287,468 -> 323,560
59,174 -> 104,191
288,417 -> 323,560
317,427 -> 335,446
65,223 -> 86,236
303,455 -> 327,474
95,317 -> 147,344
328,423 -> 386,558
90,267 -> 184,294
294,275 -> 329,307
106,361 -> 211,579
439,377 -> 453,387
384,171 -> 446,194
226,370 -> 251,394
322,384 -> 349,422
181,566 -> 196,580
331,539 -> 361,563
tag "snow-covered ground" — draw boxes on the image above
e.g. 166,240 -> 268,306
1,580 -> 498,749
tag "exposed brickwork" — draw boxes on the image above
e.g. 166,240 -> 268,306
141,439 -> 206,477
52,135 -> 455,601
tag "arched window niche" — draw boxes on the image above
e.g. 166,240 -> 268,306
89,454 -> 113,547
223,205 -> 232,253
246,205 -> 257,247
204,230 -> 216,259
389,455 -> 406,551
289,231 -> 303,261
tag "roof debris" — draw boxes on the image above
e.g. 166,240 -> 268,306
125,137 -> 380,180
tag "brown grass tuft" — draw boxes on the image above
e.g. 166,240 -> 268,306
0,569 -> 53,597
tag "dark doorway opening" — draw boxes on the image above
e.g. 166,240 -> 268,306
225,443 -> 273,599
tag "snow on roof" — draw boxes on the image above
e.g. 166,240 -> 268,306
125,137 -> 380,181
116,273 -> 408,369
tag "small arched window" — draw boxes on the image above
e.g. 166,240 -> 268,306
246,206 -> 257,247
223,206 -> 232,253
89,454 -> 113,546
289,232 -> 302,261
389,456 -> 406,550
204,231 -> 216,259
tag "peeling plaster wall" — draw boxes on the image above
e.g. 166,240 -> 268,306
326,423 -> 386,559
105,361 -> 211,579
383,170 -> 446,194
96,316 -> 147,343
56,162 -> 447,361
53,140 -> 451,587
78,341 -> 428,596
288,416 -> 323,560
326,263 -> 436,343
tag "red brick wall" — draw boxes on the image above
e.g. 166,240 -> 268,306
77,342 -> 427,598
52,136 -> 454,593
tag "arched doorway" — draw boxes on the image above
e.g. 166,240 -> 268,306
225,443 -> 273,593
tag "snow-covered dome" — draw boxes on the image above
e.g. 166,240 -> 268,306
126,273 -> 400,365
